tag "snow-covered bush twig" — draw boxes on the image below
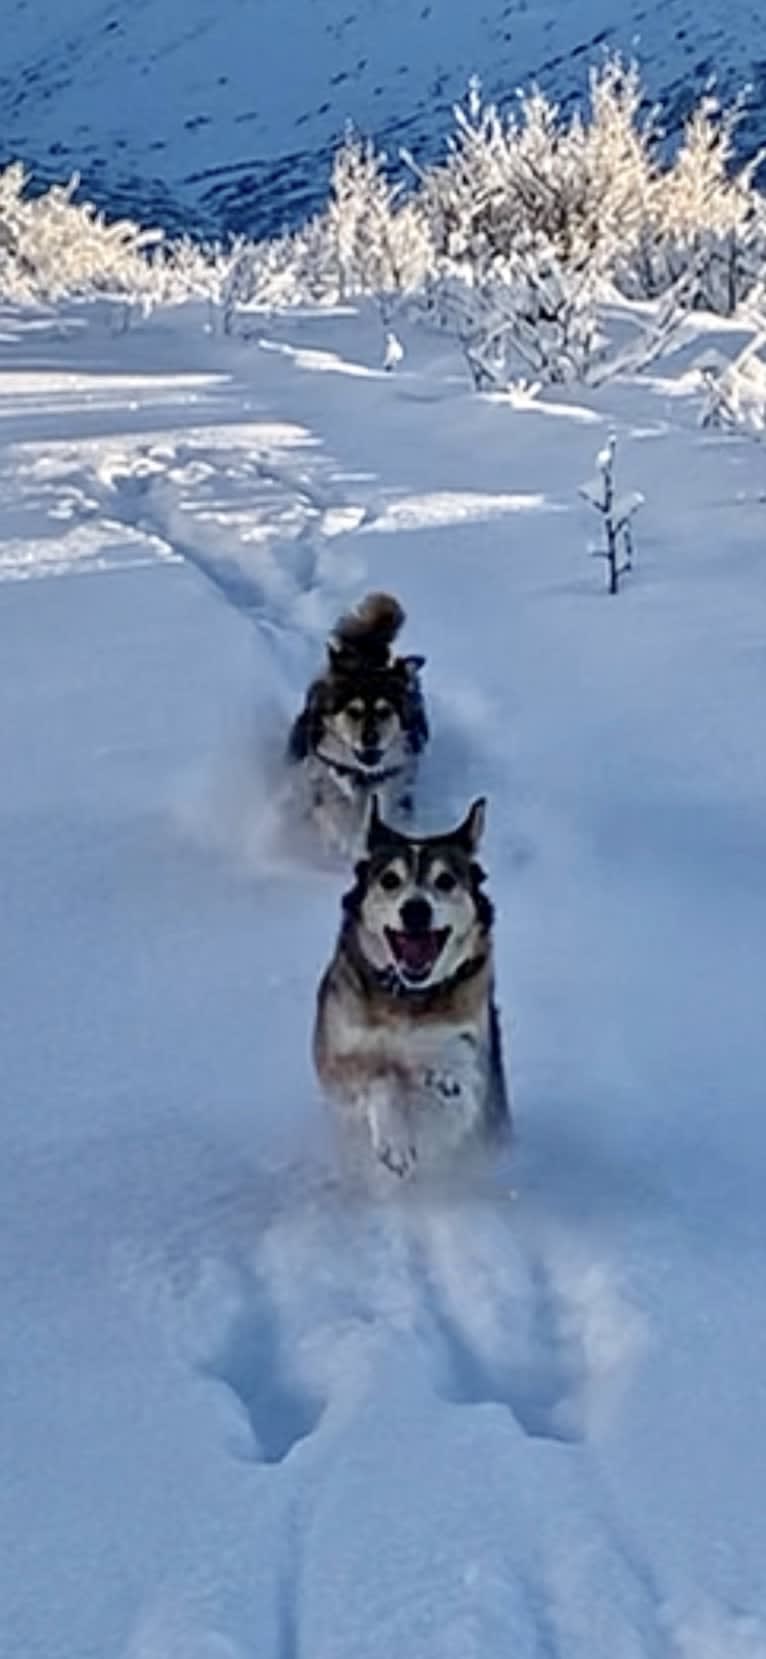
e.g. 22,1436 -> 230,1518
580,435 -> 643,594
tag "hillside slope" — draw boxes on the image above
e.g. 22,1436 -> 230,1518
1,0 -> 766,235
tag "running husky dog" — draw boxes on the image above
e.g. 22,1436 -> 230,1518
287,592 -> 428,854
314,796 -> 510,1177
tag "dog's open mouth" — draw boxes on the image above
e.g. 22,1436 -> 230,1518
354,748 -> 384,771
385,926 -> 450,983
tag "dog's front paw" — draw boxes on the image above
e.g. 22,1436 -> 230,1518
377,1137 -> 418,1179
368,1092 -> 417,1178
424,1068 -> 463,1104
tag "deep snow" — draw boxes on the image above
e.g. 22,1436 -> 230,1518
2,0 -> 766,233
2,300 -> 766,1659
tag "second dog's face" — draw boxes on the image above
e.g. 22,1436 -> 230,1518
348,799 -> 490,988
326,683 -> 403,772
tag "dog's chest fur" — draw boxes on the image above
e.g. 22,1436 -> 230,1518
302,749 -> 415,856
335,998 -> 488,1106
314,946 -> 498,1149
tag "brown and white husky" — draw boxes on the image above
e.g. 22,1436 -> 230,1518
313,795 -> 510,1177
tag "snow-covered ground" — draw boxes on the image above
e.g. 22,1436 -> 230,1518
3,0 -> 766,234
2,300 -> 766,1659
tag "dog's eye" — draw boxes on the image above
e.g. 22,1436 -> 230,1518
346,702 -> 364,721
380,869 -> 403,893
434,870 -> 457,894
374,701 -> 391,718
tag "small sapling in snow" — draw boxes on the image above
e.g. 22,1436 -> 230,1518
579,434 -> 643,594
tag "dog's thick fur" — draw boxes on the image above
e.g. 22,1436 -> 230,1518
313,796 -> 510,1177
287,592 -> 428,855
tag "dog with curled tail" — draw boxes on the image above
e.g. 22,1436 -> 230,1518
286,592 -> 429,856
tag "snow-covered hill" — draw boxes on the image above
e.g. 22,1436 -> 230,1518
2,0 -> 766,236
2,298 -> 766,1657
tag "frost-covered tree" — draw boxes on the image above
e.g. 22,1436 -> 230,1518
637,96 -> 766,312
155,234 -> 230,311
409,60 -> 667,387
185,225 -> 341,328
0,165 -> 162,308
2,49 -> 766,356
415,59 -> 656,288
318,127 -> 431,306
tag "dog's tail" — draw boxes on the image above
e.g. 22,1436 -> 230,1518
328,592 -> 405,669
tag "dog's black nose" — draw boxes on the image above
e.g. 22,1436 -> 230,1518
400,896 -> 433,934
360,745 -> 383,768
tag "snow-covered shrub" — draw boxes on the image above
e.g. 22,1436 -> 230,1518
3,165 -> 272,331
204,131 -> 433,327
407,60 -> 693,387
698,328 -> 766,434
412,60 -> 766,348
429,257 -> 604,389
423,251 -> 696,394
311,127 -> 432,308
211,224 -> 337,319
415,60 -> 656,289
622,95 -> 766,312
0,165 -> 162,307
154,234 -> 231,309
579,435 -> 643,594
2,48 -> 766,362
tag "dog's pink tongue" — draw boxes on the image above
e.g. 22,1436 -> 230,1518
397,933 -> 435,974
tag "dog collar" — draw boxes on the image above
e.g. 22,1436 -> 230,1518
376,955 -> 486,999
315,749 -> 404,789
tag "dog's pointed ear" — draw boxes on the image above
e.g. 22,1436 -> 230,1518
454,797 -> 486,853
401,653 -> 426,680
366,793 -> 408,852
287,706 -> 310,761
342,859 -> 368,916
287,684 -> 324,760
